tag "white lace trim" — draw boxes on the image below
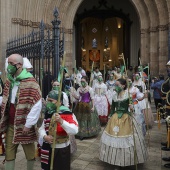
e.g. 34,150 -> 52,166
101,131 -> 135,148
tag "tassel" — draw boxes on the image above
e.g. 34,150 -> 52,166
167,125 -> 170,148
157,108 -> 161,129
0,133 -> 3,155
2,134 -> 5,155
35,143 -> 39,158
158,114 -> 161,129
35,143 -> 41,158
157,109 -> 159,121
38,143 -> 41,157
0,133 -> 5,155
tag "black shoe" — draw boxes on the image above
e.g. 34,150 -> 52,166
162,142 -> 168,146
164,163 -> 170,168
162,157 -> 170,161
162,146 -> 170,151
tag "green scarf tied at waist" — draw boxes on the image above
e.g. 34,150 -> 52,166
7,68 -> 33,88
116,110 -> 131,119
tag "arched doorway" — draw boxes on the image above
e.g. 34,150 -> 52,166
73,0 -> 140,72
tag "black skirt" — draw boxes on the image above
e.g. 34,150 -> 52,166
41,142 -> 70,170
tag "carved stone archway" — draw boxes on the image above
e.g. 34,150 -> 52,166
0,0 -> 170,76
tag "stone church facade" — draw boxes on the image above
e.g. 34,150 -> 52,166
0,0 -> 170,76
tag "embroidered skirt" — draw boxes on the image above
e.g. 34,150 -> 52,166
99,113 -> 148,167
74,102 -> 101,137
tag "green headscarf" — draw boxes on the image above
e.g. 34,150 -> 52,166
48,90 -> 59,100
7,68 -> 33,88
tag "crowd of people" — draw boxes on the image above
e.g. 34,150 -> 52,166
0,53 -> 170,169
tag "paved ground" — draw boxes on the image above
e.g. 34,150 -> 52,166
0,101 -> 169,170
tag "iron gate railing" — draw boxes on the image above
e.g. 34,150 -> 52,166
6,8 -> 64,98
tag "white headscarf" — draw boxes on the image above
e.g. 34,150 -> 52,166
23,57 -> 33,69
5,58 -> 8,73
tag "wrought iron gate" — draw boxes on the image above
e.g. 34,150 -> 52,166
6,8 -> 64,98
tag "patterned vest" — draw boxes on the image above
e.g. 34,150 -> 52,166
0,78 -> 41,144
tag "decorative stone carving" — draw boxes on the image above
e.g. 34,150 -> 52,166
11,18 -> 53,29
11,18 -> 73,34
149,26 -> 158,33
141,23 -> 169,34
140,28 -> 149,34
158,24 -> 168,31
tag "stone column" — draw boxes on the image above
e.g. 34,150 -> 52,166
64,28 -> 73,73
149,27 -> 159,76
158,24 -> 169,74
140,29 -> 150,65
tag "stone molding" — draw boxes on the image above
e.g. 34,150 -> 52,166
11,18 -> 73,34
141,23 -> 169,34
11,18 -> 53,29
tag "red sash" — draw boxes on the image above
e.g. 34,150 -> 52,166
56,114 -> 77,136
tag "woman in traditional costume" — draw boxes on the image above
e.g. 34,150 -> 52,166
106,73 -> 116,116
133,73 -> 154,128
93,75 -> 109,124
99,78 -> 147,167
72,76 -> 101,140
128,79 -> 146,136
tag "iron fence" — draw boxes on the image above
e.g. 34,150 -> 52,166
6,8 -> 64,98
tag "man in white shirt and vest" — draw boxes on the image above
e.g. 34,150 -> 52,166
0,54 -> 42,170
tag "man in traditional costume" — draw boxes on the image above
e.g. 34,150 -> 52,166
39,90 -> 78,170
0,54 -> 42,170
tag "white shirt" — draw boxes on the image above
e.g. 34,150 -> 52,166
62,92 -> 69,107
38,114 -> 78,148
129,86 -> 144,99
79,69 -> 86,76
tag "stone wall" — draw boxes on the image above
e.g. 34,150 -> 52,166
0,0 -> 170,76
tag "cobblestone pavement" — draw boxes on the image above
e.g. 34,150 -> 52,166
0,103 -> 169,170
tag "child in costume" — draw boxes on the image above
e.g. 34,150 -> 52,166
39,90 -> 78,170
